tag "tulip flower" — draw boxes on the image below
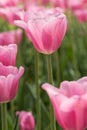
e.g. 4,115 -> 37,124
68,0 -> 84,10
74,9 -> 87,22
0,0 -> 19,7
50,0 -> 83,10
14,7 -> 67,54
50,0 -> 66,8
20,0 -> 37,8
82,0 -> 87,4
42,76 -> 87,130
0,6 -> 24,24
0,63 -> 24,103
0,29 -> 22,45
17,111 -> 35,130
40,0 -> 50,5
0,44 -> 17,66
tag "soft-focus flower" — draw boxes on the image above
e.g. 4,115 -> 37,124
0,29 -> 22,45
42,77 -> 87,130
82,0 -> 87,4
21,0 -> 49,7
50,0 -> 66,8
17,111 -> 35,130
40,0 -> 50,5
14,7 -> 67,54
0,63 -> 24,103
0,6 -> 24,24
21,0 -> 37,9
0,0 -> 19,7
0,44 -> 17,66
51,0 -> 83,10
74,9 -> 87,22
67,0 -> 84,10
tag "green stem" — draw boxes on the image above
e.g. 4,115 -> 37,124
11,101 -> 14,119
1,103 -> 8,130
54,52 -> 60,86
34,50 -> 41,130
13,115 -> 18,130
46,55 -> 56,130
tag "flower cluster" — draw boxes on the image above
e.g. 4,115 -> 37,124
0,35 -> 24,103
0,0 -> 87,130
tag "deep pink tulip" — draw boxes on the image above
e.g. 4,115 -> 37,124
0,44 -> 17,66
17,111 -> 35,130
0,29 -> 22,45
82,0 -> 87,4
0,63 -> 24,103
40,0 -> 50,5
42,77 -> 87,130
14,7 -> 67,54
0,6 -> 23,24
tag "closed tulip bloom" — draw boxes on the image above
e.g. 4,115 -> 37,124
17,111 -> 35,130
14,7 -> 67,54
42,77 -> 87,130
0,63 -> 24,103
0,29 -> 22,45
0,44 -> 17,66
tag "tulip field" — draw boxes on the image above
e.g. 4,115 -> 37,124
0,0 -> 87,130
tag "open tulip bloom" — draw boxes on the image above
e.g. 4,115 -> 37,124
42,77 -> 87,130
0,44 -> 17,66
14,7 -> 67,54
0,63 -> 24,103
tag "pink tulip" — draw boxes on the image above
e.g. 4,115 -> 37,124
50,0 -> 66,8
82,0 -> 87,4
21,0 -> 37,8
0,0 -> 19,7
67,0 -> 84,10
0,44 -> 17,66
74,9 -> 87,22
17,111 -> 35,130
0,63 -> 24,103
50,0 -> 84,10
40,0 -> 50,5
0,29 -> 22,45
14,7 -> 67,54
42,77 -> 87,130
0,6 -> 24,24
21,0 -> 49,6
